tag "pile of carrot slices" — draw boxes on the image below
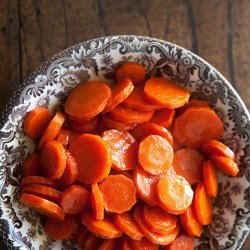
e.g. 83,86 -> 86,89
21,62 -> 239,249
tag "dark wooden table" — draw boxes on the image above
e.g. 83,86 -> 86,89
0,0 -> 249,249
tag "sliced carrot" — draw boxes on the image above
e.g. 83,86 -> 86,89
156,174 -> 193,214
128,237 -> 159,250
24,107 -> 51,138
202,140 -> 235,160
150,109 -> 175,128
71,116 -> 99,133
103,78 -> 134,113
172,148 -> 205,184
114,212 -> 144,241
81,210 -> 123,239
143,205 -> 177,235
44,215 -> 73,240
21,176 -> 56,188
115,62 -> 145,85
108,105 -> 154,124
68,130 -> 81,146
77,231 -> 103,250
211,155 -> 239,177
172,137 -> 184,152
194,182 -> 213,225
133,165 -> 162,206
56,129 -> 70,148
138,135 -> 173,175
20,193 -> 65,220
177,99 -> 209,115
99,175 -> 136,213
37,112 -> 65,150
203,160 -> 218,198
121,236 -> 134,250
166,234 -> 194,250
69,214 -> 82,238
75,227 -> 88,248
22,153 -> 41,177
180,203 -> 202,237
133,205 -> 179,245
65,81 -> 111,121
41,140 -> 66,180
143,77 -> 190,108
98,239 -> 118,250
60,185 -> 90,214
69,134 -> 112,184
131,122 -> 173,145
91,183 -> 104,220
173,107 -> 224,149
103,130 -> 138,171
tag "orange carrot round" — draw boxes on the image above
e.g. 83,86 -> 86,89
121,236 -> 134,250
128,237 -> 158,250
203,160 -> 218,198
166,234 -> 194,250
56,129 -> 70,148
150,109 -> 175,128
22,153 -> 41,177
91,183 -> 104,220
77,231 -> 103,249
98,239 -> 118,250
71,116 -> 99,133
177,99 -> 209,115
21,176 -> 56,188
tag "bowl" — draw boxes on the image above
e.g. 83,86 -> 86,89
0,35 -> 249,249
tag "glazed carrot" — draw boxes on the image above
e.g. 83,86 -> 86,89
143,205 -> 177,234
177,99 -> 209,115
138,135 -> 174,175
211,155 -> 239,177
166,234 -> 194,250
98,239 -> 118,250
41,140 -> 66,180
99,175 -> 136,213
24,107 -> 51,138
91,183 -> 104,220
103,78 -> 134,113
71,116 -> 99,133
22,153 -> 41,177
114,212 -> 144,241
21,176 -> 56,188
194,182 -> 213,225
115,62 -> 145,85
202,140 -> 235,160
180,203 -> 202,237
202,160 -> 218,198
56,129 -> 70,148
133,165 -> 162,206
143,77 -> 190,108
60,185 -> 90,214
20,193 -> 65,220
156,174 -> 193,214
65,81 -> 111,121
172,137 -> 184,152
131,122 -> 173,145
172,148 -> 205,184
69,134 -> 112,184
75,227 -> 88,248
121,236 -> 134,250
77,231 -> 103,249
128,237 -> 159,250
133,205 -> 179,245
44,216 -> 73,240
150,109 -> 175,128
21,184 -> 60,203
81,210 -> 123,239
69,214 -> 82,238
68,130 -> 81,146
37,112 -> 65,150
103,130 -> 138,171
173,107 -> 224,148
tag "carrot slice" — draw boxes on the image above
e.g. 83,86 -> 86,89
150,109 -> 175,128
133,205 -> 179,245
156,174 -> 193,214
180,203 -> 202,237
173,148 -> 205,184
21,176 -> 56,188
121,236 -> 134,250
68,130 -> 82,146
131,122 -> 173,145
177,99 -> 209,115
166,234 -> 195,250
103,130 -> 138,171
133,165 -> 162,206
37,112 -> 65,150
108,105 -> 154,124
172,137 -> 184,152
143,205 -> 177,235
138,135 -> 174,175
69,214 -> 82,238
203,160 -> 218,198
41,140 -> 66,180
194,182 -> 213,225
202,140 -> 235,160
99,175 -> 136,213
56,129 -> 70,148
44,215 -> 73,240
144,77 -> 190,108
77,231 -> 103,250
91,183 -> 104,220
75,227 -> 88,248
115,62 -> 145,85
81,210 -> 123,239
20,193 -> 65,220
60,185 -> 90,214
114,212 -> 144,241
98,239 -> 118,250
211,155 -> 239,177
103,78 -> 134,113
128,237 -> 158,250
21,184 -> 60,203
65,81 -> 111,121
24,107 -> 51,139
71,116 -> 99,133
173,107 -> 224,148
69,134 -> 112,184
22,153 -> 41,177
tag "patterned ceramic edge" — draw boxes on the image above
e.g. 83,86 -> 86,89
0,35 -> 249,250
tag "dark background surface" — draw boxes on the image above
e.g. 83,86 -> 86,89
0,0 -> 249,249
